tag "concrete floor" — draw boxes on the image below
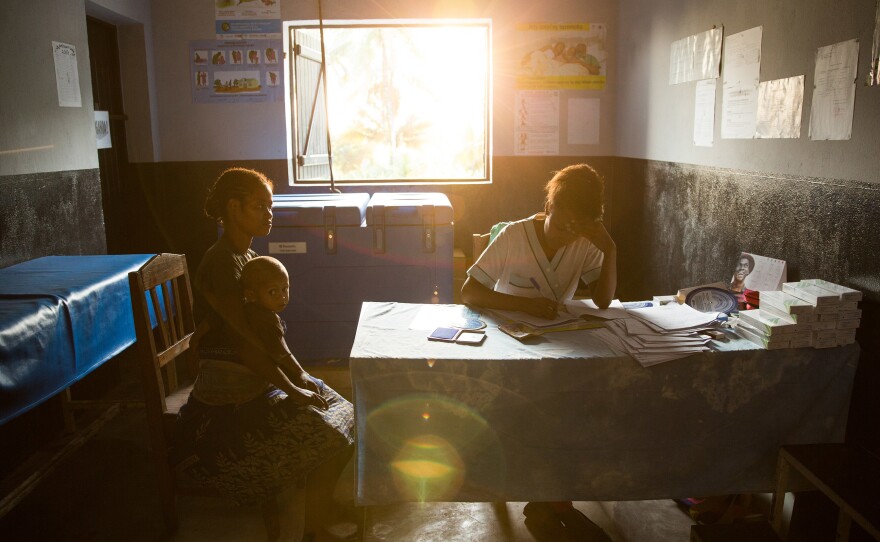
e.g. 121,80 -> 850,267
0,361 -> 698,542
0,406 -> 697,542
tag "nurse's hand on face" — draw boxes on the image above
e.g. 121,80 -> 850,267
581,221 -> 616,255
522,296 -> 560,320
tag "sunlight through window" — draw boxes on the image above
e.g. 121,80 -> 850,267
286,20 -> 491,185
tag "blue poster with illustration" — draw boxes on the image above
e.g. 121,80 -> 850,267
190,39 -> 283,104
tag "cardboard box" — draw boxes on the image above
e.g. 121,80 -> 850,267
800,279 -> 863,302
839,309 -> 862,320
735,322 -> 790,350
812,329 -> 839,348
782,282 -> 840,306
837,319 -> 861,330
759,290 -> 815,316
760,303 -> 817,324
739,309 -> 799,336
837,329 -> 857,345
789,334 -> 814,348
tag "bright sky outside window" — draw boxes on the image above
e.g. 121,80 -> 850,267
286,20 -> 491,185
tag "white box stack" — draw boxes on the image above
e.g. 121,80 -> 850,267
733,280 -> 861,349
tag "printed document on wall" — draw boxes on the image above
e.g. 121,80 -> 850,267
756,75 -> 804,139
515,90 -> 560,155
693,79 -> 717,146
721,27 -> 762,139
809,39 -> 859,141
669,26 -> 723,85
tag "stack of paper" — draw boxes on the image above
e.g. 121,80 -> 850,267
592,303 -> 723,367
490,299 -> 628,331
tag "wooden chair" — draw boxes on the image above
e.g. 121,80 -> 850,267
472,232 -> 491,264
128,253 -> 280,540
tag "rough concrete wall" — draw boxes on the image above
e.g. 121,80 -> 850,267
610,157 -> 880,455
0,170 -> 107,268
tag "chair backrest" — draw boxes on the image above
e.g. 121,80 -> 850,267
129,253 -> 195,407
128,253 -> 196,532
472,232 -> 491,263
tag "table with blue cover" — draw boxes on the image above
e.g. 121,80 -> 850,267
0,254 -> 155,425
349,302 -> 860,505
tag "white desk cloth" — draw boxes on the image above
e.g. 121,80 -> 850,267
349,302 -> 859,505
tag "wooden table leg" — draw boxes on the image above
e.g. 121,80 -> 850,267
771,450 -> 791,536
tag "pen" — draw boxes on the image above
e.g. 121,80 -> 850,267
530,277 -> 542,292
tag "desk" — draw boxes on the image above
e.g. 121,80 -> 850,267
349,302 -> 859,505
0,254 -> 155,424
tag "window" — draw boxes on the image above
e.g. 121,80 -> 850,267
285,19 -> 491,185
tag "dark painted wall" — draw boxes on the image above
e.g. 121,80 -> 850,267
122,156 -> 617,275
0,170 -> 107,268
609,157 -> 880,458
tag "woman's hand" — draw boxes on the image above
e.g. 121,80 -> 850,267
581,221 -> 616,255
286,385 -> 328,410
295,370 -> 321,395
522,296 -> 560,320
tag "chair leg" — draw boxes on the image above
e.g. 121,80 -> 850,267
261,493 -> 280,542
154,456 -> 178,534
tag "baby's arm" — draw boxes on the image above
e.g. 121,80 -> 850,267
206,289 -> 326,408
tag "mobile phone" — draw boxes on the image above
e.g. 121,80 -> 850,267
428,326 -> 461,342
455,331 -> 486,345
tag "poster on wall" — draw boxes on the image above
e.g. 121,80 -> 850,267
515,23 -> 607,90
514,90 -> 560,155
52,41 -> 81,108
215,0 -> 281,39
190,39 -> 283,104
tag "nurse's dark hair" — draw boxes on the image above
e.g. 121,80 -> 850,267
204,168 -> 274,223
544,163 -> 604,221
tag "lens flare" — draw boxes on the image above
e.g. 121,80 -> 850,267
390,434 -> 464,501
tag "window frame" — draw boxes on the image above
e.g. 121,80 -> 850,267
283,18 -> 493,187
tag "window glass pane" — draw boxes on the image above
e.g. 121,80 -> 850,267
290,22 -> 490,184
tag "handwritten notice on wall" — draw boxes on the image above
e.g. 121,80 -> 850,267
669,27 -> 723,85
809,39 -> 859,141
721,27 -> 762,139
756,75 -> 804,139
693,79 -> 717,146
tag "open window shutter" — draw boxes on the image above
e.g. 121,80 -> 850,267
292,29 -> 330,181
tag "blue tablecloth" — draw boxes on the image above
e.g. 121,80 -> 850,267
349,302 -> 860,504
0,254 -> 155,424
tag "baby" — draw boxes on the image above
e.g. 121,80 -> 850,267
240,255 -> 320,394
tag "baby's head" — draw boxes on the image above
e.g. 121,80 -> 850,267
241,256 -> 290,313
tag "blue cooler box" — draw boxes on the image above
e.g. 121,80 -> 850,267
365,192 -> 454,304
252,192 -> 453,363
252,193 -> 372,362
